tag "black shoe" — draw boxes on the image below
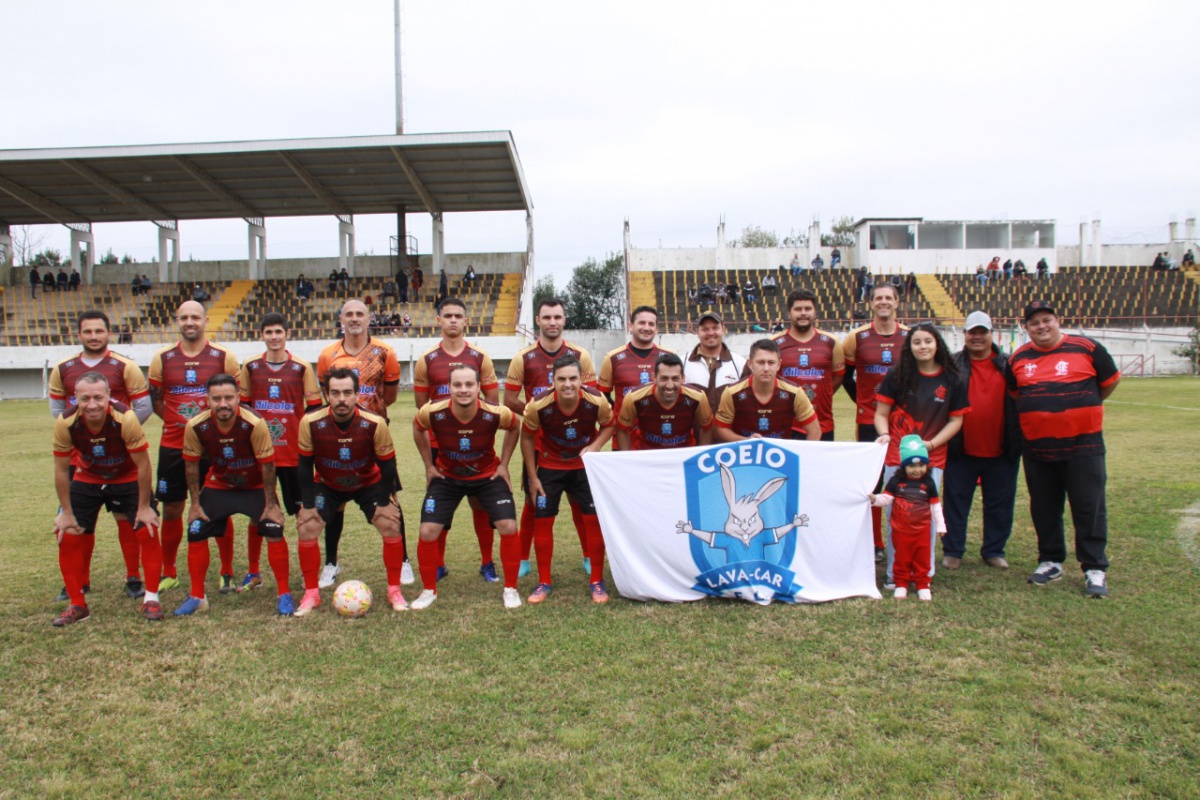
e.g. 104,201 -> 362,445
874,547 -> 885,563
124,578 -> 146,599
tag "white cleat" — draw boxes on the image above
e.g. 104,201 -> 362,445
318,563 -> 340,589
893,587 -> 908,599
400,560 -> 415,585
917,588 -> 932,602
502,587 -> 522,609
410,589 -> 437,610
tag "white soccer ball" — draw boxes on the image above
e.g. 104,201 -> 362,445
333,580 -> 372,618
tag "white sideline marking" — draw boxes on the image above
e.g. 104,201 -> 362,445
1177,503 -> 1200,570
1108,401 -> 1200,413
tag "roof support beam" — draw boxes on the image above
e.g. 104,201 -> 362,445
277,151 -> 350,216
389,146 -> 439,213
170,155 -> 263,219
0,174 -> 88,227
60,159 -> 172,221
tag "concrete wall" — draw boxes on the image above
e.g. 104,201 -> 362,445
1056,242 -> 1197,267
628,246 -> 858,273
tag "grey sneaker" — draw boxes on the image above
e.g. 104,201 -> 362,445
1084,570 -> 1109,599
1027,561 -> 1063,586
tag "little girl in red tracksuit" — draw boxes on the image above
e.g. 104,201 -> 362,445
870,435 -> 946,601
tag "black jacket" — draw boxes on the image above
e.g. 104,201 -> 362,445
948,345 -> 1022,460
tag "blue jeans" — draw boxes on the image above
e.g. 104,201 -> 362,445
941,453 -> 1020,560
883,465 -> 943,586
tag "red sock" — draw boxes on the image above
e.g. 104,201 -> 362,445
533,517 -> 555,585
58,534 -> 88,607
437,528 -> 448,568
216,519 -> 235,575
518,501 -> 535,560
417,538 -> 440,590
266,538 -> 290,596
138,526 -> 162,593
188,540 -> 211,599
161,518 -> 183,578
872,507 -> 883,549
500,533 -> 521,589
247,522 -> 262,575
81,533 -> 96,586
472,508 -> 494,565
298,539 -> 321,591
382,536 -> 404,586
116,518 -> 140,580
583,514 -> 605,583
570,501 -> 588,554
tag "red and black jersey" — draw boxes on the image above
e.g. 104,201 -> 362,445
842,324 -> 910,425
616,384 -> 713,450
505,340 -> 597,402
523,389 -> 614,470
715,378 -> 818,439
183,407 -> 275,490
238,352 -> 323,467
49,350 -> 148,409
413,340 -> 499,404
774,329 -> 845,434
298,406 -> 395,492
597,343 -> 673,417
415,399 -> 517,480
52,401 -> 148,484
876,368 -> 970,468
1006,334 -> 1120,461
881,472 -> 940,540
149,341 -> 239,449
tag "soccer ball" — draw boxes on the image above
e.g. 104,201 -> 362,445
333,580 -> 372,618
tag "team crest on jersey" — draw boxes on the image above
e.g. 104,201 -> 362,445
435,412 -> 445,421
209,349 -> 220,358
339,447 -> 352,461
483,412 -> 494,422
317,420 -> 327,429
1024,362 -> 1037,376
639,371 -> 651,384
799,354 -> 809,368
92,444 -> 106,458
677,442 -> 807,602
222,446 -> 235,461
935,385 -> 947,401
269,385 -> 281,399
1055,360 -> 1070,376
459,437 -> 472,452
860,332 -> 868,339
185,369 -> 198,384
881,350 -> 893,364
615,353 -> 626,361
360,420 -> 370,428
758,417 -> 770,432
777,391 -> 788,400
565,427 -> 577,440
662,422 -> 673,436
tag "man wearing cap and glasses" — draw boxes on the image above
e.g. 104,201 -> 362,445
941,311 -> 1022,571
1006,301 -> 1120,599
683,310 -> 747,414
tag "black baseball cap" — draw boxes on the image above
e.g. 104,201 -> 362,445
1023,300 -> 1057,321
697,310 -> 723,325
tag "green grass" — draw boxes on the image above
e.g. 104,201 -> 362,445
2,382 -> 1199,798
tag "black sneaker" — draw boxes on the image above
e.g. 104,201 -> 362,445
1084,570 -> 1109,599
874,547 -> 885,563
1027,561 -> 1063,586
124,578 -> 146,599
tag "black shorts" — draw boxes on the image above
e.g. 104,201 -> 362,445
156,446 -> 210,503
314,481 -> 394,525
70,480 -> 142,534
534,467 -> 595,518
189,487 -> 285,542
790,429 -> 835,442
421,476 -> 516,527
276,466 -> 301,516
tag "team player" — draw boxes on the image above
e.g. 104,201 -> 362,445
616,353 -> 713,450
48,310 -> 152,600
176,374 -> 288,616
503,296 -> 597,577
413,297 -> 501,581
51,372 -> 162,626
597,306 -> 672,429
842,283 -> 910,559
773,289 -> 845,440
715,339 -> 821,442
316,299 -> 409,587
294,368 -> 408,615
412,365 -> 521,609
148,300 -> 240,592
237,313 -> 323,591
521,356 -> 615,604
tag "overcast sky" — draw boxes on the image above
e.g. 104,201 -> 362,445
3,0 -> 1197,280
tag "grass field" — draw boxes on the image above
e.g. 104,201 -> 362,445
2,379 -> 1199,798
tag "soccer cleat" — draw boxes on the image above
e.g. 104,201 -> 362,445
581,557 -> 591,575
387,586 -> 409,611
141,600 -> 164,621
52,605 -> 91,627
479,562 -> 499,583
502,587 -> 522,609
294,589 -> 322,617
590,580 -> 610,604
527,583 -> 553,604
238,573 -> 263,592
518,560 -> 532,578
410,589 -> 437,610
218,573 -> 235,594
1084,570 -> 1109,599
1028,561 -> 1064,586
436,565 -> 449,582
917,588 -> 932,601
124,578 -> 146,598
874,547 -> 886,563
893,587 -> 908,599
158,576 -> 180,591
55,584 -> 91,603
276,593 -> 296,616
400,560 -> 415,585
318,563 -> 340,589
173,596 -> 209,616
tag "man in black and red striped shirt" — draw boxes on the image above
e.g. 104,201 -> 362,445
1006,301 -> 1120,598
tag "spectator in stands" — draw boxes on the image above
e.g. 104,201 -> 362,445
1183,249 -> 1196,267
811,253 -> 825,271
29,267 -> 40,298
698,282 -> 715,305
987,256 -> 1001,277
743,278 -> 757,303
296,276 -> 314,301
1013,260 -> 1028,280
364,294 -> 374,309
338,268 -> 350,290
463,264 -> 476,287
715,283 -> 728,302
890,274 -> 904,296
1002,259 -> 1013,280
411,266 -> 424,296
975,265 -> 988,286
1152,252 -> 1166,270
1036,258 -> 1049,280
726,282 -> 740,303
762,273 -> 778,294
687,287 -> 698,304
382,279 -> 398,303
44,271 -> 56,292
140,275 -> 153,295
119,325 -> 133,345
327,269 -> 339,293
856,267 -> 873,302
1167,254 -> 1180,271
69,269 -> 81,291
397,272 -> 409,303
57,268 -> 69,290
771,318 -> 786,333
402,312 -> 412,334
789,254 -> 802,276
831,247 -> 842,269
904,272 -> 917,296
436,269 -> 448,308
192,283 -> 210,303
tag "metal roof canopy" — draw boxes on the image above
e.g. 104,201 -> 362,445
0,131 -> 532,227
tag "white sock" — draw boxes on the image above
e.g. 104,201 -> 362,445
144,591 -> 160,603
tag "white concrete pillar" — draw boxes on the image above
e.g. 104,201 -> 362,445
1185,217 -> 1196,245
1079,222 -> 1089,266
338,217 -> 356,274
247,220 -> 266,280
71,227 -> 94,284
1169,219 -> 1180,243
522,211 -> 535,332
808,219 -> 820,266
715,218 -> 725,269
158,225 -> 180,283
1091,219 -> 1102,266
431,212 -> 444,279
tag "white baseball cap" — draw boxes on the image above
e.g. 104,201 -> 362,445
964,311 -> 993,331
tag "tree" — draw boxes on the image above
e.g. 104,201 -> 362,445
732,225 -> 779,248
781,227 -> 809,248
29,248 -> 63,268
532,274 -> 559,315
564,252 -> 624,329
10,225 -> 48,266
820,215 -> 857,248
99,248 -> 119,265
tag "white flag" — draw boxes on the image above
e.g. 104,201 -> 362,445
583,439 -> 886,604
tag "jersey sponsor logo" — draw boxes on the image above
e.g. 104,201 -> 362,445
1024,362 -> 1038,376
266,418 -> 286,443
178,400 -> 204,419
782,367 -> 825,379
254,399 -> 296,413
167,385 -> 205,396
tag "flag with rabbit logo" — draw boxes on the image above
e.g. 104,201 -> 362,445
583,440 -> 885,604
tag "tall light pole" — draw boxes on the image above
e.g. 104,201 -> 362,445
394,0 -> 404,134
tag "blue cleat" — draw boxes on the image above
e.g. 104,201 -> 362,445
582,557 -> 591,575
238,573 -> 263,592
276,593 -> 295,616
173,596 -> 209,616
436,565 -> 449,582
479,562 -> 499,582
518,560 -> 532,578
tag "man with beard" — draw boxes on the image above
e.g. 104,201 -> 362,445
773,289 -> 845,441
616,352 -> 713,451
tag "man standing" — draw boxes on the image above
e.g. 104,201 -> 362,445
49,310 -> 153,600
617,353 -> 713,451
683,310 -> 746,415
521,356 -> 615,604
773,289 -> 845,441
412,365 -> 521,610
941,311 -> 1022,571
51,373 -> 162,626
237,313 -> 324,591
1007,301 -> 1120,598
176,374 -> 288,616
598,306 -> 672,434
294,368 -> 408,615
714,339 -> 821,442
316,299 -> 408,587
842,284 -> 909,558
148,300 -> 240,593
414,297 -> 502,581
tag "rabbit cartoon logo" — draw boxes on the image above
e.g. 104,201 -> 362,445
676,442 -> 808,602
